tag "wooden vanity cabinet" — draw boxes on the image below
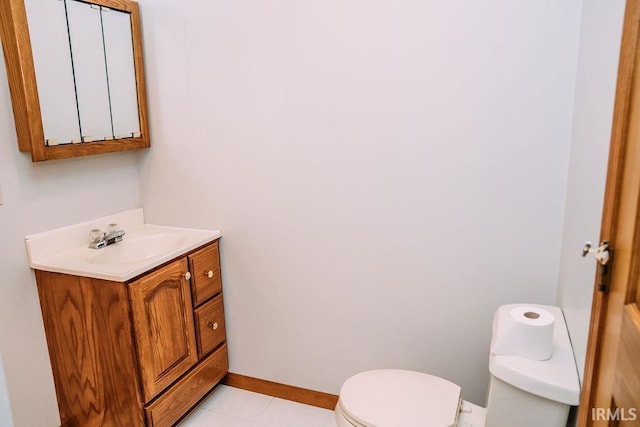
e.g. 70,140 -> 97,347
35,240 -> 227,427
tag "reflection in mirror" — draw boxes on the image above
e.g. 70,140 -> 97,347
31,0 -> 141,143
103,7 -> 140,139
67,0 -> 113,142
25,0 -> 80,145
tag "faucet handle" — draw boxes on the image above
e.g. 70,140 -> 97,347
89,229 -> 103,244
108,223 -> 119,234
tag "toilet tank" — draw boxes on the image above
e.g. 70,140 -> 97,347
484,304 -> 580,427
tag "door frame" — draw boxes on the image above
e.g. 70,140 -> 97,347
578,0 -> 640,424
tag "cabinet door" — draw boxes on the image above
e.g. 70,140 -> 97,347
129,258 -> 197,402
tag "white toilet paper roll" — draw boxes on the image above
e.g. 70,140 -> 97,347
491,306 -> 555,361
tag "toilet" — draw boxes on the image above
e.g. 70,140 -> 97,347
335,304 -> 581,427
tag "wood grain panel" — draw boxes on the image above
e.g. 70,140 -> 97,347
145,344 -> 229,427
612,305 -> 640,427
43,137 -> 147,161
188,241 -> 222,306
223,373 -> 339,410
129,1 -> 150,150
129,259 -> 198,402
35,271 -> 145,427
0,0 -> 45,158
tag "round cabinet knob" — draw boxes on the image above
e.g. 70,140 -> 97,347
206,270 -> 214,279
207,321 -> 218,330
183,272 -> 191,280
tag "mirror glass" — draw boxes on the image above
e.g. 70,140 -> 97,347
20,0 -> 143,147
67,0 -> 112,142
66,0 -> 113,143
103,8 -> 141,139
25,0 -> 80,145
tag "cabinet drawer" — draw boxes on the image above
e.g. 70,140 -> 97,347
188,241 -> 222,306
194,294 -> 226,358
145,344 -> 228,427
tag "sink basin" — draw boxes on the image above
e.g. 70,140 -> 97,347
87,233 -> 187,265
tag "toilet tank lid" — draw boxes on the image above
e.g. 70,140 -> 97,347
339,369 -> 461,427
489,304 -> 581,405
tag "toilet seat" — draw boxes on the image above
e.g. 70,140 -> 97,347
338,369 -> 462,427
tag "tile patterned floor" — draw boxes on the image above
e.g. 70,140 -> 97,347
179,385 -> 337,427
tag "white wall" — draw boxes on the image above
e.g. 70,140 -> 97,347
0,56 -> 142,426
139,0 -> 582,404
0,354 -> 12,427
556,0 -> 626,383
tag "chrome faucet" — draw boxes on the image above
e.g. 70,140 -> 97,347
89,224 -> 126,249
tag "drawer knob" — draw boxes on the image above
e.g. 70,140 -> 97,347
183,272 -> 191,280
206,270 -> 214,279
207,321 -> 219,330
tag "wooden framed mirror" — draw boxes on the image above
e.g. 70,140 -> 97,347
0,0 -> 149,162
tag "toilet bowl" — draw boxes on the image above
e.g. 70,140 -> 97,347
335,304 -> 580,427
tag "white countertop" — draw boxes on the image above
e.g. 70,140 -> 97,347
25,208 -> 221,282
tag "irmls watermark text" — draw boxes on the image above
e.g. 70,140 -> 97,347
592,407 -> 638,421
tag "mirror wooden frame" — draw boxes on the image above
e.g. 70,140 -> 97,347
0,0 -> 150,162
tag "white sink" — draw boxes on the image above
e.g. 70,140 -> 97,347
25,208 -> 221,282
87,233 -> 188,265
